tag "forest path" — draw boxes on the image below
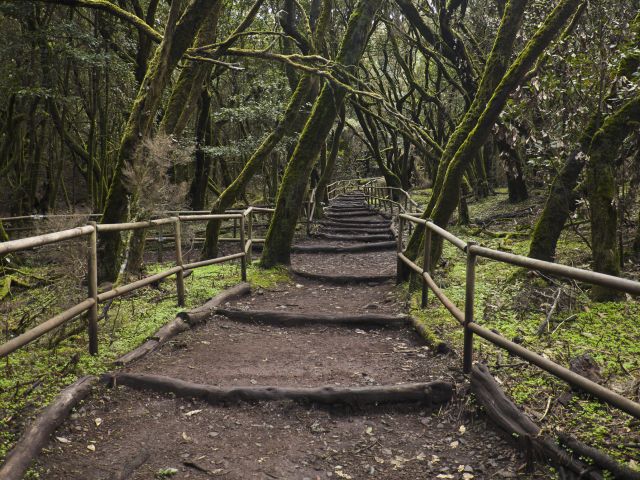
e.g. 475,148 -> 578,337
37,193 -> 527,479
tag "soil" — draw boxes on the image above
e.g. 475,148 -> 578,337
36,194 -> 537,479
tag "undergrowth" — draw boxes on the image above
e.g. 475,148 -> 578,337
406,192 -> 640,474
0,260 -> 289,465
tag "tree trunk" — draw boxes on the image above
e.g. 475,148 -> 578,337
587,93 -> 640,301
202,74 -> 317,259
316,105 -> 346,208
400,0 -> 529,272
189,90 -> 214,211
528,150 -> 583,261
405,0 -> 581,269
260,0 -> 384,267
529,13 -> 639,262
98,0 -> 222,281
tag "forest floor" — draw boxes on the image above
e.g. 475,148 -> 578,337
32,194 -> 535,479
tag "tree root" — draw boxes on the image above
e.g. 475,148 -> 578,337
290,268 -> 395,284
291,241 -> 396,253
101,372 -> 454,407
214,308 -> 410,327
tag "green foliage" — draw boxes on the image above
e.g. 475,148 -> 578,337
0,261 -> 288,462
405,192 -> 640,470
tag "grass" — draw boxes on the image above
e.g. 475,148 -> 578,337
405,191 -> 640,473
0,258 -> 289,466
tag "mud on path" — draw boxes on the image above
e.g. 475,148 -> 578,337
37,194 -> 531,479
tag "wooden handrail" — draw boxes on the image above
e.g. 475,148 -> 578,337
0,208 -> 271,359
356,177 -> 640,419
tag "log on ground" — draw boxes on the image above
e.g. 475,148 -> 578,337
291,241 -> 396,253
471,364 -> 604,479
0,376 -> 98,480
102,373 -> 454,407
215,308 -> 410,326
312,233 -> 393,242
114,283 -> 251,366
290,268 -> 395,284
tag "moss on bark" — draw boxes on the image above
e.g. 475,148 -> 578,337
260,0 -> 383,267
586,93 -> 640,301
98,0 -> 222,281
201,74 -> 317,259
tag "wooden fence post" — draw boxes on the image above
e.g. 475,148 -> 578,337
396,215 -> 404,284
87,222 -> 98,355
464,241 -> 477,374
247,210 -> 253,264
174,218 -> 185,307
422,225 -> 432,308
239,215 -> 247,281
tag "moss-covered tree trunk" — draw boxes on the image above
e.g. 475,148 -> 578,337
587,93 -> 640,300
426,0 -> 582,264
529,13 -> 640,262
189,89 -> 214,211
399,0 -> 530,271
528,150 -> 583,261
201,74 -> 317,259
316,105 -> 346,208
98,0 -> 221,281
260,0 -> 383,267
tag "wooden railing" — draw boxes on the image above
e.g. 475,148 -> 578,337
0,207 -> 273,359
353,183 -> 640,420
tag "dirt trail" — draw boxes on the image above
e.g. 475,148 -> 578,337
37,193 -> 529,479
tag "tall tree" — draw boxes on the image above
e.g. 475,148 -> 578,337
260,0 -> 384,267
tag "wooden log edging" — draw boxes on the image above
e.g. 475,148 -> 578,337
114,283 -> 251,366
0,376 -> 98,480
291,241 -> 396,254
409,317 -> 451,354
312,233 -> 393,242
101,373 -> 454,407
470,364 -> 617,479
290,268 -> 395,284
215,308 -> 410,327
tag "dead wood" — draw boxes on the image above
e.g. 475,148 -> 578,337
0,376 -> 98,480
326,211 -> 379,218
312,233 -> 393,242
558,433 -> 640,480
471,364 -> 603,479
290,268 -> 395,284
537,288 -> 562,336
114,283 -> 251,366
291,241 -> 396,253
102,372 -> 454,407
409,317 -> 451,354
214,308 -> 410,327
177,282 -> 251,325
324,217 -> 390,226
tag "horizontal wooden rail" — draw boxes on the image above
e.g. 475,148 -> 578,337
96,217 -> 177,232
0,206 -> 273,359
183,252 -> 246,271
0,226 -> 94,255
97,266 -> 182,302
470,244 -> 640,296
351,177 -> 640,420
0,299 -> 96,358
